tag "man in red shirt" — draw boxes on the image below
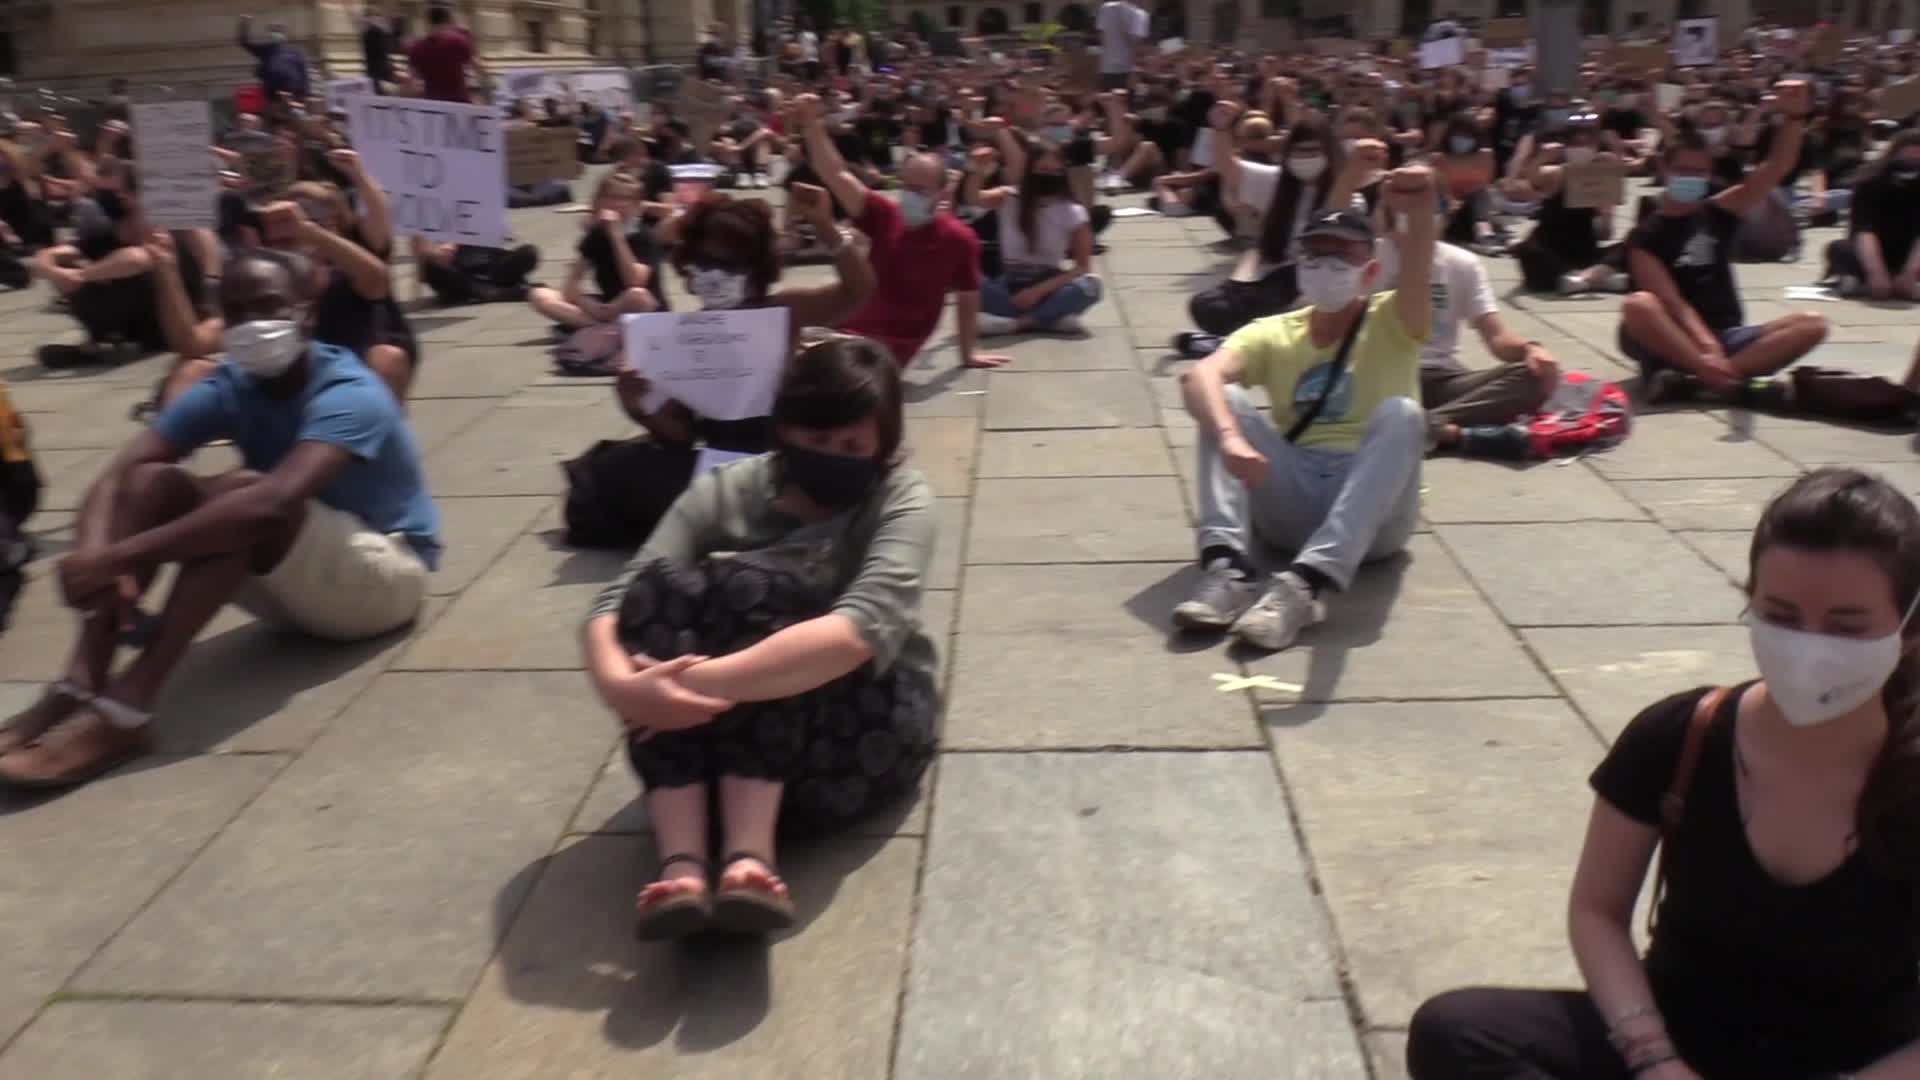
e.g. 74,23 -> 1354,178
407,4 -> 482,103
792,94 -> 1010,369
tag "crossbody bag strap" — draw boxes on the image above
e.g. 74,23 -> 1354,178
1646,685 -> 1731,936
1285,306 -> 1367,443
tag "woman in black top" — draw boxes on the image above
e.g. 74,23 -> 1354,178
268,149 -> 416,402
1821,133 -> 1920,300
527,171 -> 665,352
1409,467 -> 1920,1080
1513,132 -> 1628,296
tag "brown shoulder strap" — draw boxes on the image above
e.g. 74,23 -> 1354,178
1648,686 -> 1730,936
1659,686 -> 1729,838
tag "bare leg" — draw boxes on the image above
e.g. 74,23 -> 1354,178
365,343 -> 415,404
716,775 -> 789,901
610,286 -> 658,315
1620,291 -> 1739,390
528,285 -> 594,329
638,783 -> 712,910
1726,312 -> 1828,379
1906,339 -> 1920,392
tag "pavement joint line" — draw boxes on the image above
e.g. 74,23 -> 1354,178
940,745 -> 1275,755
44,990 -> 461,1010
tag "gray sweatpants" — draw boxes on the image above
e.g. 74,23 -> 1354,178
1194,387 -> 1424,591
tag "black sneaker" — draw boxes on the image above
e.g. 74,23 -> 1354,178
1456,424 -> 1534,462
1173,331 -> 1222,359
1171,558 -> 1258,630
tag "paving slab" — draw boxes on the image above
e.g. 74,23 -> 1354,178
976,427 -> 1176,477
1264,699 -> 1592,1027
1521,625 -> 1754,739
1586,411 -> 1801,480
73,672 -> 609,1000
1611,477 -> 1792,531
967,328 -> 1137,370
1417,458 -> 1647,524
0,1001 -> 448,1080
1739,411 -> 1919,465
399,532 -> 627,670
0,755 -> 281,1046
425,833 -> 918,1080
1102,244 -> 1232,277
929,497 -> 965,589
966,476 -> 1191,563
1246,535 -> 1555,705
410,344 -> 547,399
902,415 -> 979,498
982,370 -> 1157,430
1368,1031 -> 1412,1080
898,752 -> 1360,1080
426,495 -> 550,595
1675,529 -> 1753,583
424,398 -> 628,496
900,364 -> 987,419
1440,522 -> 1742,626
405,395 -> 501,455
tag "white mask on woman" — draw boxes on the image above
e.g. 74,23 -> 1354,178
1296,255 -> 1365,312
1286,154 -> 1328,182
223,319 -> 305,379
1746,592 -> 1920,727
688,266 -> 749,310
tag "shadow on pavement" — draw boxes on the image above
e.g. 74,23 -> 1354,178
1247,548 -> 1410,723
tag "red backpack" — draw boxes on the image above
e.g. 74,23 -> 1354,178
1524,371 -> 1632,459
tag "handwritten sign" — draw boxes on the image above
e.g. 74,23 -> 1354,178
1419,36 -> 1466,69
1564,160 -> 1627,209
132,100 -> 215,230
1809,25 -> 1847,65
622,307 -> 791,420
506,123 -> 579,185
1482,17 -> 1528,48
325,77 -> 374,108
1673,18 -> 1717,67
344,94 -> 507,248
1879,77 -> 1920,120
496,68 -> 634,115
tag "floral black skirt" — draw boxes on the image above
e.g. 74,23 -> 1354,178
616,544 -> 937,836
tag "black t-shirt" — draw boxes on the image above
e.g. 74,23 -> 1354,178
1627,202 -> 1743,331
578,223 -> 670,308
1603,106 -> 1647,141
1849,170 -> 1920,271
855,114 -> 898,168
697,42 -> 727,81
1591,685 -> 1920,1077
312,232 -> 411,359
1819,125 -> 1871,188
632,158 -> 672,202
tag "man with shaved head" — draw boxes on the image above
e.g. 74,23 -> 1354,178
792,93 -> 1011,369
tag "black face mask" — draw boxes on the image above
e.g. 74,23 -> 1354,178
777,440 -> 881,508
1028,172 -> 1069,198
96,190 -> 127,221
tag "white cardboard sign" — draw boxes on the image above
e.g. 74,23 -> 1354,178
622,307 -> 791,420
1673,18 -> 1718,67
494,68 -> 634,115
131,100 -> 216,230
1419,36 -> 1467,70
325,77 -> 375,108
344,94 -> 508,248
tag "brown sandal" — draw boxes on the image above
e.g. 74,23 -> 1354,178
711,850 -> 795,935
0,682 -> 89,758
633,853 -> 712,942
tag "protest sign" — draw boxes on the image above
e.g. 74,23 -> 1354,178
344,94 -> 508,248
1809,25 -> 1847,65
1655,82 -> 1685,112
677,78 -> 731,151
1483,17 -> 1529,48
1673,18 -> 1717,66
1157,37 -> 1184,54
1563,160 -> 1627,209
1419,36 -> 1466,69
1486,45 -> 1534,68
1480,66 -> 1510,92
495,68 -> 560,109
506,123 -> 579,185
132,100 -> 215,230
1892,28 -> 1916,46
569,69 -> 634,113
325,77 -> 374,108
1616,42 -> 1669,72
1879,77 -> 1920,120
622,307 -> 791,420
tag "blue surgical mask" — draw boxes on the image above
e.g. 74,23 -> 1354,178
1045,125 -> 1075,144
1666,175 -> 1711,203
1449,135 -> 1476,154
899,189 -> 936,228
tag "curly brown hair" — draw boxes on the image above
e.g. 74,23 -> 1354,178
670,192 -> 781,301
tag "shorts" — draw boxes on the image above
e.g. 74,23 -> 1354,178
1618,322 -> 1767,379
235,500 -> 428,641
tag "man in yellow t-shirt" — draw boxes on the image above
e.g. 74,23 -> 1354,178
1173,167 -> 1437,652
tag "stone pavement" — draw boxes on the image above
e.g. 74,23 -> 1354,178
1,185 -> 1917,1079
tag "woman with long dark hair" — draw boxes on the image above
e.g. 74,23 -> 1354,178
583,335 -> 938,941
1408,467 -> 1920,1080
966,134 -> 1103,336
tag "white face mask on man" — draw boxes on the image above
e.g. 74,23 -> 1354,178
223,318 -> 305,379
1745,591 -> 1920,727
1296,255 -> 1366,312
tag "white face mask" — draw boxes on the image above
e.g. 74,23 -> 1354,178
1745,592 -> 1919,727
1297,255 -> 1366,312
1286,154 -> 1328,182
1701,125 -> 1728,146
223,318 -> 304,379
689,266 -> 749,310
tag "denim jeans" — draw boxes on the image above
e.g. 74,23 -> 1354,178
981,267 -> 1103,327
1194,386 -> 1423,590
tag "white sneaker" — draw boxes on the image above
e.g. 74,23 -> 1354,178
755,172 -> 771,188
975,313 -> 1021,337
1556,272 -> 1590,297
1230,571 -> 1320,651
1046,315 -> 1086,334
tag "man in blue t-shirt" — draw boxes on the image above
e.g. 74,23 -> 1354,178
0,251 -> 439,790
